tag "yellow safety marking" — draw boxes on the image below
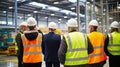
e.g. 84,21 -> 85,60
0,60 -> 18,62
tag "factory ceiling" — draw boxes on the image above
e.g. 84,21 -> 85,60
0,0 -> 120,20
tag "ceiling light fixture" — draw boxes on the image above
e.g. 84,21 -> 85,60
51,14 -> 55,16
54,2 -> 59,4
29,2 -> 48,8
3,11 -> 6,13
9,7 -> 13,9
33,11 -> 38,13
71,7 -> 75,10
47,6 -> 60,11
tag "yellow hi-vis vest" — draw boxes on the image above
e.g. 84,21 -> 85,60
108,32 -> 120,55
64,32 -> 88,66
21,33 -> 42,63
15,32 -> 22,50
88,32 -> 107,64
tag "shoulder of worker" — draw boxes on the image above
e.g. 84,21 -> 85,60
23,30 -> 42,40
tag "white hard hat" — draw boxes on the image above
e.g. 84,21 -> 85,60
48,22 -> 57,29
27,17 -> 37,26
67,18 -> 78,27
89,20 -> 98,26
110,21 -> 120,28
19,22 -> 27,26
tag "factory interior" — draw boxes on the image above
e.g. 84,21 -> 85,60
0,0 -> 120,67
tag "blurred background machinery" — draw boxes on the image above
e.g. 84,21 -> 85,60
0,29 -> 16,55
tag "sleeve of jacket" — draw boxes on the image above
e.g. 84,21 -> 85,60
87,37 -> 94,54
15,33 -> 23,62
104,35 -> 112,56
42,35 -> 45,55
58,36 -> 67,64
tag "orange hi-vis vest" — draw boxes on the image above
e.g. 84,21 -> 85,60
88,32 -> 107,64
21,33 -> 42,63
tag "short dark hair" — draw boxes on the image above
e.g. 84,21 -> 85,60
93,26 -> 98,31
28,25 -> 36,30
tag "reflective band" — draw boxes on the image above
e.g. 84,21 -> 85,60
67,35 -> 72,49
108,44 -> 120,46
67,48 -> 87,52
94,46 -> 104,49
38,33 -> 41,45
66,57 -> 88,61
83,34 -> 87,47
109,50 -> 120,52
89,52 -> 105,57
23,44 -> 41,48
109,33 -> 113,45
21,33 -> 42,48
24,52 -> 42,54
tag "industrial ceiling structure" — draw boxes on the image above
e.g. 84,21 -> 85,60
0,0 -> 120,23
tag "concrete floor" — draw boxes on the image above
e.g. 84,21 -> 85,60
0,55 -> 109,67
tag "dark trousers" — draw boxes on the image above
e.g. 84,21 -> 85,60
88,61 -> 106,67
23,62 -> 42,67
17,51 -> 23,67
109,57 -> 120,67
46,62 -> 60,67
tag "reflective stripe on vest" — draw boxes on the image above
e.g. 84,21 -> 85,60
64,32 -> 88,65
88,32 -> 107,64
108,32 -> 120,55
21,33 -> 42,63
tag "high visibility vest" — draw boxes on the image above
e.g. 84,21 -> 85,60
21,33 -> 42,63
88,32 -> 107,64
64,32 -> 88,65
15,32 -> 22,50
108,32 -> 120,55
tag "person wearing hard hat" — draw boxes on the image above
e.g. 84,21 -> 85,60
88,20 -> 107,67
58,18 -> 93,67
15,22 -> 28,67
104,21 -> 120,67
42,22 -> 61,67
19,17 -> 43,67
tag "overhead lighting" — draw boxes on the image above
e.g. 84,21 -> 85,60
58,22 -> 61,23
51,14 -> 55,16
9,7 -> 13,9
19,16 -> 22,19
117,6 -> 120,9
117,4 -> 120,9
109,17 -> 113,19
68,0 -> 77,3
45,17 -> 48,19
47,6 -> 60,11
87,2 -> 90,4
33,11 -> 38,13
54,2 -> 59,4
29,2 -> 48,8
64,16 -> 68,18
3,11 -> 6,13
58,19 -> 62,21
27,14 -> 31,16
104,9 -> 106,11
71,7 -> 75,10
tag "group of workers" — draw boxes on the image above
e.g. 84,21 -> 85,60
15,16 -> 120,67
